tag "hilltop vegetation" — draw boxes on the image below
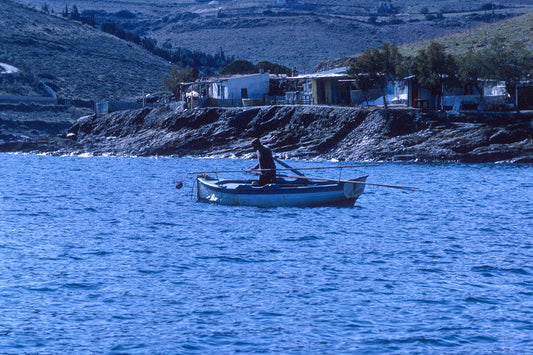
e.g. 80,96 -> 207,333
316,12 -> 533,71
400,12 -> 533,57
20,0 -> 533,72
0,0 -> 171,100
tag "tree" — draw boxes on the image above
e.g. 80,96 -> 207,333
70,5 -> 80,21
458,49 -> 490,108
348,43 -> 403,108
346,64 -> 373,105
101,22 -> 117,35
412,42 -> 457,110
220,60 -> 257,75
256,61 -> 292,75
482,38 -> 532,111
141,37 -> 157,52
163,64 -> 200,99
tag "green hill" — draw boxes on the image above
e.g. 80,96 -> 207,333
400,12 -> 533,57
315,12 -> 533,71
0,0 -> 171,100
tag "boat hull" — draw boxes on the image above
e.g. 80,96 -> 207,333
196,176 -> 367,207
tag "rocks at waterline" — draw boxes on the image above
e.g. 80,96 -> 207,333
1,105 -> 531,163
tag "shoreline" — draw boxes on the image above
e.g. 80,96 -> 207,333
0,105 -> 532,163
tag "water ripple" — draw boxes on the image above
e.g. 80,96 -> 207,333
1,155 -> 532,354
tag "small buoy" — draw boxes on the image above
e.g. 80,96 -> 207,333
176,181 -> 183,189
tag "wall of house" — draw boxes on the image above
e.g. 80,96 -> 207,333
211,73 -> 270,101
517,85 -> 533,110
209,83 -> 225,100
407,80 -> 434,108
312,78 -> 351,105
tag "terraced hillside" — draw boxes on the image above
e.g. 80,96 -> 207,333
19,0 -> 533,71
0,0 -> 171,100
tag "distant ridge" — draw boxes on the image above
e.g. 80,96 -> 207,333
315,13 -> 533,72
0,0 -> 171,100
20,0 -> 532,73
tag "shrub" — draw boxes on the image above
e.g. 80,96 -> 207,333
163,64 -> 200,98
114,10 -> 136,19
256,61 -> 292,75
220,60 -> 257,75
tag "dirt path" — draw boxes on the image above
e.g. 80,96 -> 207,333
0,62 -> 20,74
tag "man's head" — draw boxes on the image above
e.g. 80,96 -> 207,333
251,138 -> 261,149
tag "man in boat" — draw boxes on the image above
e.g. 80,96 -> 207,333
250,138 -> 276,186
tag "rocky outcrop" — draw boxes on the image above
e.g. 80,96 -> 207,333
1,105 -> 532,163
0,117 -> 71,144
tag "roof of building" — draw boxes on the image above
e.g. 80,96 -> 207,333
294,67 -> 349,79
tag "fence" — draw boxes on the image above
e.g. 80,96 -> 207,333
0,95 -> 58,105
95,100 -> 183,113
441,95 -> 509,112
95,101 -> 161,114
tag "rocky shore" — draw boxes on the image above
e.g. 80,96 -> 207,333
1,105 -> 532,163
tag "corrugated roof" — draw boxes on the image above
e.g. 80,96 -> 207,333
294,67 -> 349,79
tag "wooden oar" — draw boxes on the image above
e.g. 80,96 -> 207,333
184,165 -> 378,175
276,173 -> 419,191
177,163 -> 379,190
273,157 -> 304,176
176,169 -> 261,189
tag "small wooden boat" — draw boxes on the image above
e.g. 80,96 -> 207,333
196,175 -> 368,207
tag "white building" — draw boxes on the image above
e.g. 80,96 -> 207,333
209,73 -> 270,103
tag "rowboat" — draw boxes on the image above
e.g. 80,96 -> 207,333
196,175 -> 368,207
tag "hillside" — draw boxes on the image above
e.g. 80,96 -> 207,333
400,12 -> 533,57
316,12 -> 533,71
19,0 -> 533,72
0,0 -> 172,100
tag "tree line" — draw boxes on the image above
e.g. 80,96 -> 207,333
99,20 -> 235,74
347,39 -> 532,110
42,4 -> 235,74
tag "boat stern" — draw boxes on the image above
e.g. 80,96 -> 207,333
342,175 -> 368,199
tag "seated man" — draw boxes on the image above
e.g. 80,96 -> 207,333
250,138 -> 276,186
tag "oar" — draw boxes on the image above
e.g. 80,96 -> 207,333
273,157 -> 304,176
176,164 -> 379,190
276,173 -> 419,191
175,170 -> 260,189
183,165 -> 377,175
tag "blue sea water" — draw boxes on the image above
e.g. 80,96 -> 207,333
1,153 -> 532,354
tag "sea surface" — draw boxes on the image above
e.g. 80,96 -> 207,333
1,154 -> 532,354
